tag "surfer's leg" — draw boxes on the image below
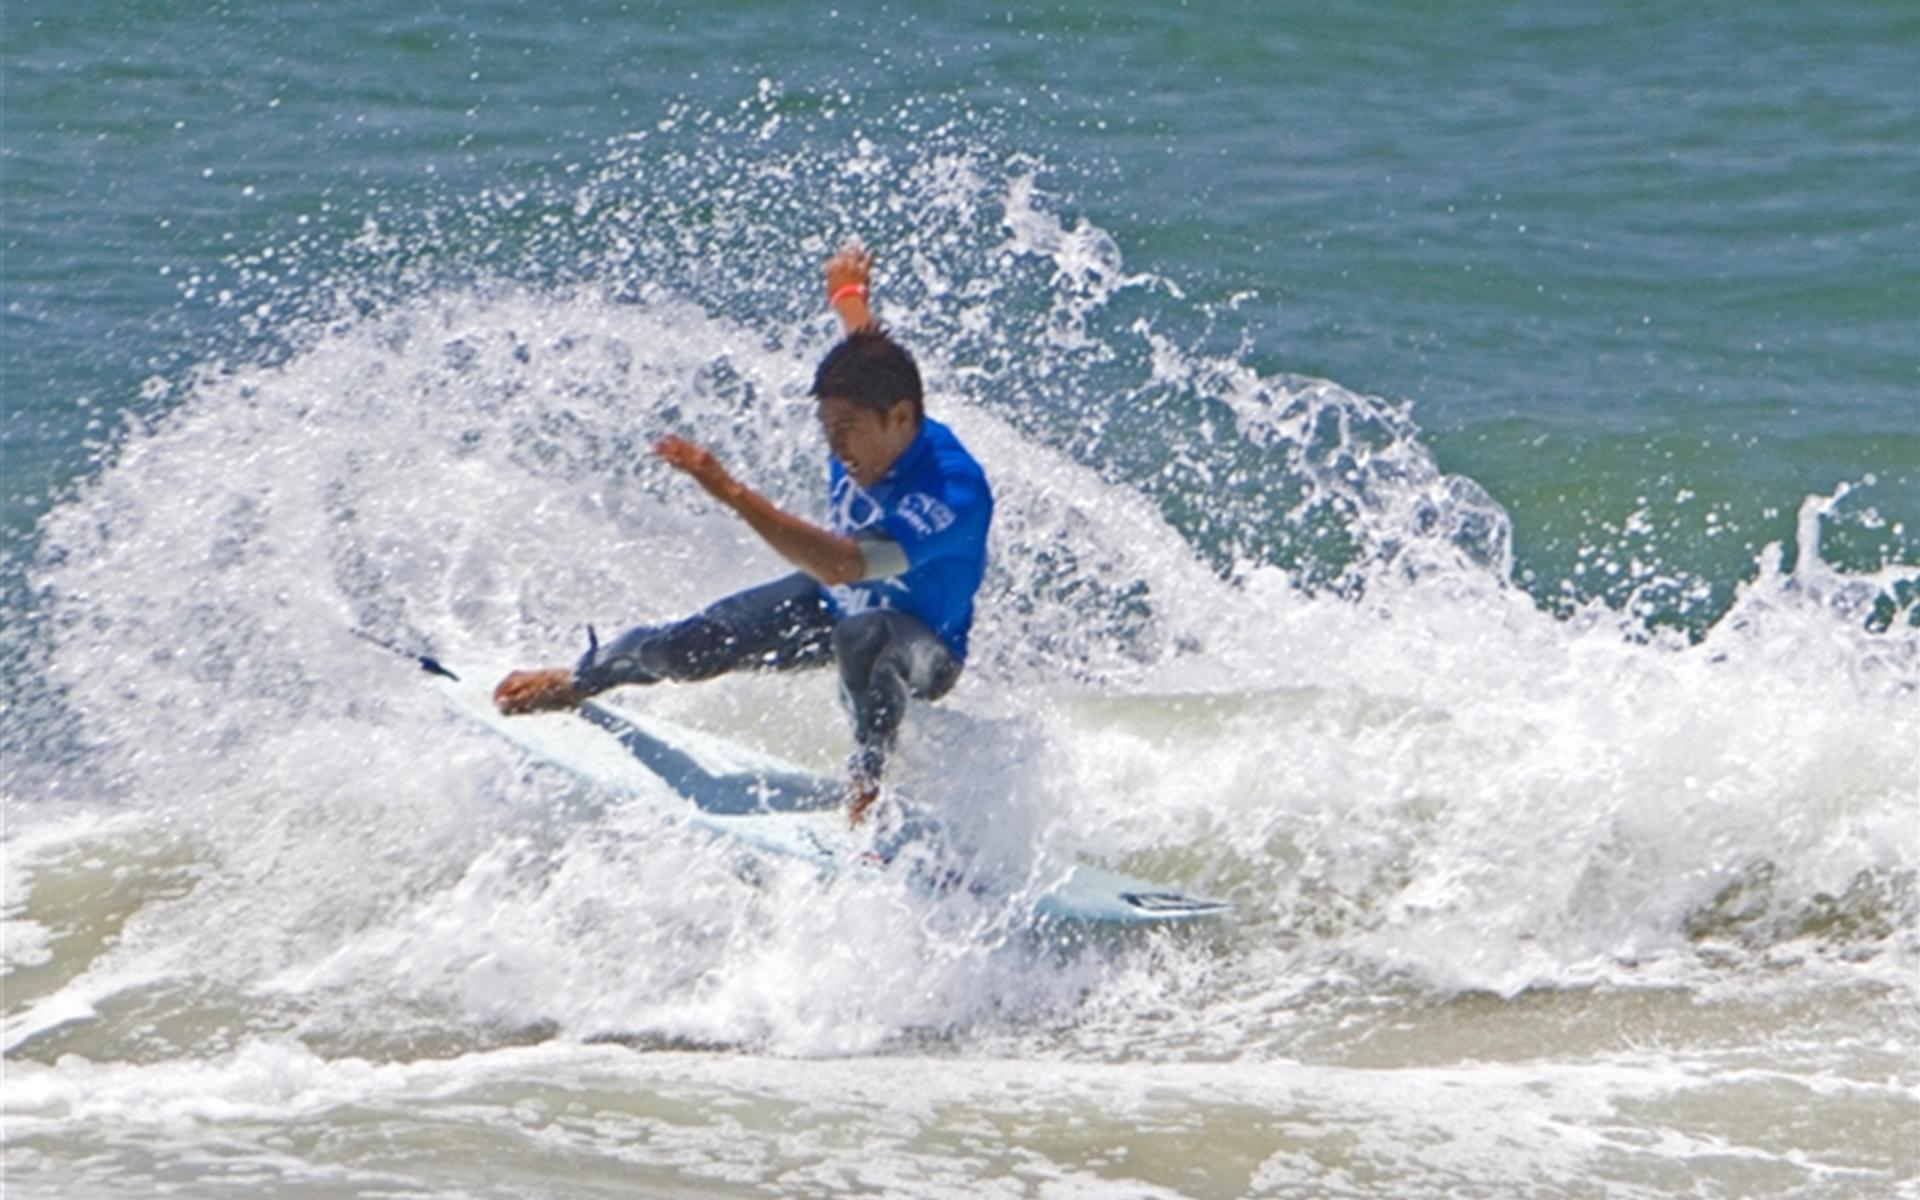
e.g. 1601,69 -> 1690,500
573,573 -> 834,693
831,611 -> 960,783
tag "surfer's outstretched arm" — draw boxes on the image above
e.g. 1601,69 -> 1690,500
653,436 -> 867,585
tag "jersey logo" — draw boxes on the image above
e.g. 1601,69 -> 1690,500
828,476 -> 884,535
827,578 -> 906,614
897,492 -> 956,536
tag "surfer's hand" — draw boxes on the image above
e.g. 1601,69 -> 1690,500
493,667 -> 581,715
825,240 -> 871,296
653,436 -> 732,496
825,240 -> 875,331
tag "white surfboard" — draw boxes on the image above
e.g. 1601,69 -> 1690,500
419,652 -> 1230,927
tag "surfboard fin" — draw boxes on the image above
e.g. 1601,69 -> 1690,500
351,626 -> 461,681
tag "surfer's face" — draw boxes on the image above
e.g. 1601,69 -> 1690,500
818,395 -> 918,487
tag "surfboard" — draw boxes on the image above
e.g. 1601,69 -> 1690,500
406,647 -> 1230,928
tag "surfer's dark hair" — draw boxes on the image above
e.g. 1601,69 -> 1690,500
810,329 -> 924,423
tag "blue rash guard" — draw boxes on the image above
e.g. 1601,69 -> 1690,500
823,416 -> 992,661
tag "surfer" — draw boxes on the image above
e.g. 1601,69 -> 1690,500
492,242 -> 993,826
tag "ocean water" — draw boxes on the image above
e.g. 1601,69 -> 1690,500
3,3 -> 1916,1198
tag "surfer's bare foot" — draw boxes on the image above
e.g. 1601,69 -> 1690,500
847,780 -> 880,827
493,667 -> 581,715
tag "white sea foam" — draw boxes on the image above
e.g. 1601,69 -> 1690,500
8,230 -> 1913,1063
6,1035 -> 1910,1198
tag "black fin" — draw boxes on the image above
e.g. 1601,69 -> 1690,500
418,655 -> 460,681
351,626 -> 461,681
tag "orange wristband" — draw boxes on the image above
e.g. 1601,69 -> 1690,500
829,282 -> 868,307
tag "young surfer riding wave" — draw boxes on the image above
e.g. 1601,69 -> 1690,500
493,241 -> 994,826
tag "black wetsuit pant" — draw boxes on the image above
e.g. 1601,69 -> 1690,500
570,573 -> 960,783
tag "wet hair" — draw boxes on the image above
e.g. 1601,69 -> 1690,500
809,329 -> 924,423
